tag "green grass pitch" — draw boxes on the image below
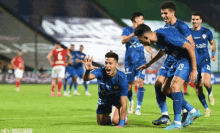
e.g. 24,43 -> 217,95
0,84 -> 220,133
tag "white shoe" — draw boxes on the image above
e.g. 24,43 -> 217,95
85,92 -> 91,96
135,109 -> 141,115
64,92 -> 71,97
73,91 -> 81,96
204,109 -> 211,117
128,101 -> 134,114
208,94 -> 214,106
15,88 -> 19,92
64,92 -> 67,96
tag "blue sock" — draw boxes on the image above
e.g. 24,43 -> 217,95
172,92 -> 182,122
84,82 -> 88,92
207,87 -> 212,95
69,82 -> 73,92
167,93 -> 173,99
155,87 -> 168,114
74,83 -> 77,91
137,87 -> 145,110
181,92 -> 194,112
198,93 -> 208,109
128,90 -> 133,102
63,82 -> 67,92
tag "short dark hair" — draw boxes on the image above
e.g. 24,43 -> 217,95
80,45 -> 83,47
191,11 -> 202,19
131,12 -> 144,22
105,51 -> 118,62
134,24 -> 151,36
71,44 -> 74,46
160,1 -> 176,12
18,50 -> 22,52
56,42 -> 61,46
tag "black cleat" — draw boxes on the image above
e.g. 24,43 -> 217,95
181,112 -> 188,124
152,115 -> 171,125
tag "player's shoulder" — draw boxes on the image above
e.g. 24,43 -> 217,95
201,27 -> 212,33
122,26 -> 133,31
176,19 -> 188,26
117,69 -> 126,78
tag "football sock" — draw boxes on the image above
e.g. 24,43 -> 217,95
51,85 -> 55,93
207,87 -> 212,96
198,93 -> 208,109
136,87 -> 145,110
155,87 -> 168,115
172,92 -> 182,123
181,92 -> 194,112
69,82 -> 73,92
189,82 -> 196,89
63,83 -> 67,92
58,81 -> 62,92
183,84 -> 187,93
74,83 -> 77,91
16,80 -> 20,89
84,82 -> 88,92
127,90 -> 133,102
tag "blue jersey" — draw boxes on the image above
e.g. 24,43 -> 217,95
74,51 -> 86,69
190,27 -> 213,59
156,27 -> 197,61
122,26 -> 146,66
164,19 -> 192,68
66,51 -> 76,68
91,67 -> 128,99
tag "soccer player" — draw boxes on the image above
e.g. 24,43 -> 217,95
135,24 -> 201,130
47,42 -> 72,97
121,12 -> 155,115
191,11 -> 216,116
63,44 -> 77,96
152,1 -> 196,125
11,50 -> 24,92
82,52 -> 128,128
73,45 -> 91,96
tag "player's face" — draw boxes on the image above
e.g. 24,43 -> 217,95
161,9 -> 175,23
70,45 -> 75,51
105,57 -> 118,77
137,33 -> 151,46
135,16 -> 145,25
18,51 -> 22,56
191,15 -> 202,28
80,46 -> 84,52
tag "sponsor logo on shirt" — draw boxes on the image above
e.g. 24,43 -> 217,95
194,37 -> 201,39
196,43 -> 207,48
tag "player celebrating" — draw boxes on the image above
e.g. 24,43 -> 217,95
82,52 -> 128,127
73,45 -> 91,96
63,44 -> 77,96
191,11 -> 216,116
121,12 -> 155,115
152,1 -> 196,125
11,50 -> 24,92
47,42 -> 72,97
135,24 -> 201,130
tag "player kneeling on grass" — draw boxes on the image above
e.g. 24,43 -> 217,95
82,52 -> 129,128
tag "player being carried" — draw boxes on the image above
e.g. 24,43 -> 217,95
121,12 -> 155,115
47,42 -> 72,97
135,24 -> 201,130
190,11 -> 216,116
82,52 -> 128,128
11,50 -> 24,92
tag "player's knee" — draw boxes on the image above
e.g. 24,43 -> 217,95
111,116 -> 119,125
170,81 -> 181,92
203,80 -> 211,89
138,79 -> 144,87
154,80 -> 163,87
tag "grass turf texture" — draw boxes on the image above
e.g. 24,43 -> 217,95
0,84 -> 220,133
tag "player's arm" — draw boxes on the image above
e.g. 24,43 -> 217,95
82,56 -> 98,81
121,34 -> 135,44
210,40 -> 216,61
144,45 -> 155,59
186,35 -> 195,48
137,50 -> 165,70
46,50 -> 54,66
66,50 -> 72,65
11,57 -> 15,69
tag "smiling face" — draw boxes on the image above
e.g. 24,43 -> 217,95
70,45 -> 75,51
137,32 -> 152,46
191,15 -> 202,29
104,57 -> 118,77
161,8 -> 175,24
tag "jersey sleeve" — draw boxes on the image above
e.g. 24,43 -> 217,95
207,29 -> 214,41
121,27 -> 130,36
178,23 -> 191,38
166,33 -> 186,48
119,73 -> 129,96
90,68 -> 102,79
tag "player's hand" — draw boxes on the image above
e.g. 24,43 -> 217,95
212,55 -> 216,61
81,55 -> 98,71
115,126 -> 124,128
136,63 -> 151,71
151,53 -> 155,59
189,69 -> 198,83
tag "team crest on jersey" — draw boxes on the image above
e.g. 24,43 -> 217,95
81,55 -> 84,58
202,34 -> 207,39
114,86 -> 118,89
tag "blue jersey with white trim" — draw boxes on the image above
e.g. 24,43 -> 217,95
74,51 -> 86,69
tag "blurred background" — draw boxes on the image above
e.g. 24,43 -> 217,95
0,0 -> 219,84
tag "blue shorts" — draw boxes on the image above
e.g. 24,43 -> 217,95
96,98 -> 120,114
157,66 -> 169,77
158,57 -> 176,77
125,65 -> 145,83
197,58 -> 211,80
75,68 -> 84,78
167,58 -> 191,82
64,66 -> 76,80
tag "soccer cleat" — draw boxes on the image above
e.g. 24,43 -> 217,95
128,101 -> 134,114
135,109 -> 141,115
164,122 -> 182,130
63,92 -> 67,96
15,88 -> 19,92
125,114 -> 129,125
208,95 -> 214,106
56,92 -> 62,97
50,92 -> 55,97
152,115 -> 171,125
204,109 -> 211,117
85,92 -> 91,96
73,91 -> 81,96
183,110 -> 201,127
181,112 -> 188,124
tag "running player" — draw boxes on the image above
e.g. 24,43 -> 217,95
152,1 -> 196,125
47,42 -> 72,97
191,11 -> 216,116
73,45 -> 91,96
63,44 -> 77,96
11,50 -> 24,92
135,24 -> 201,130
121,12 -> 155,115
82,52 -> 128,127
